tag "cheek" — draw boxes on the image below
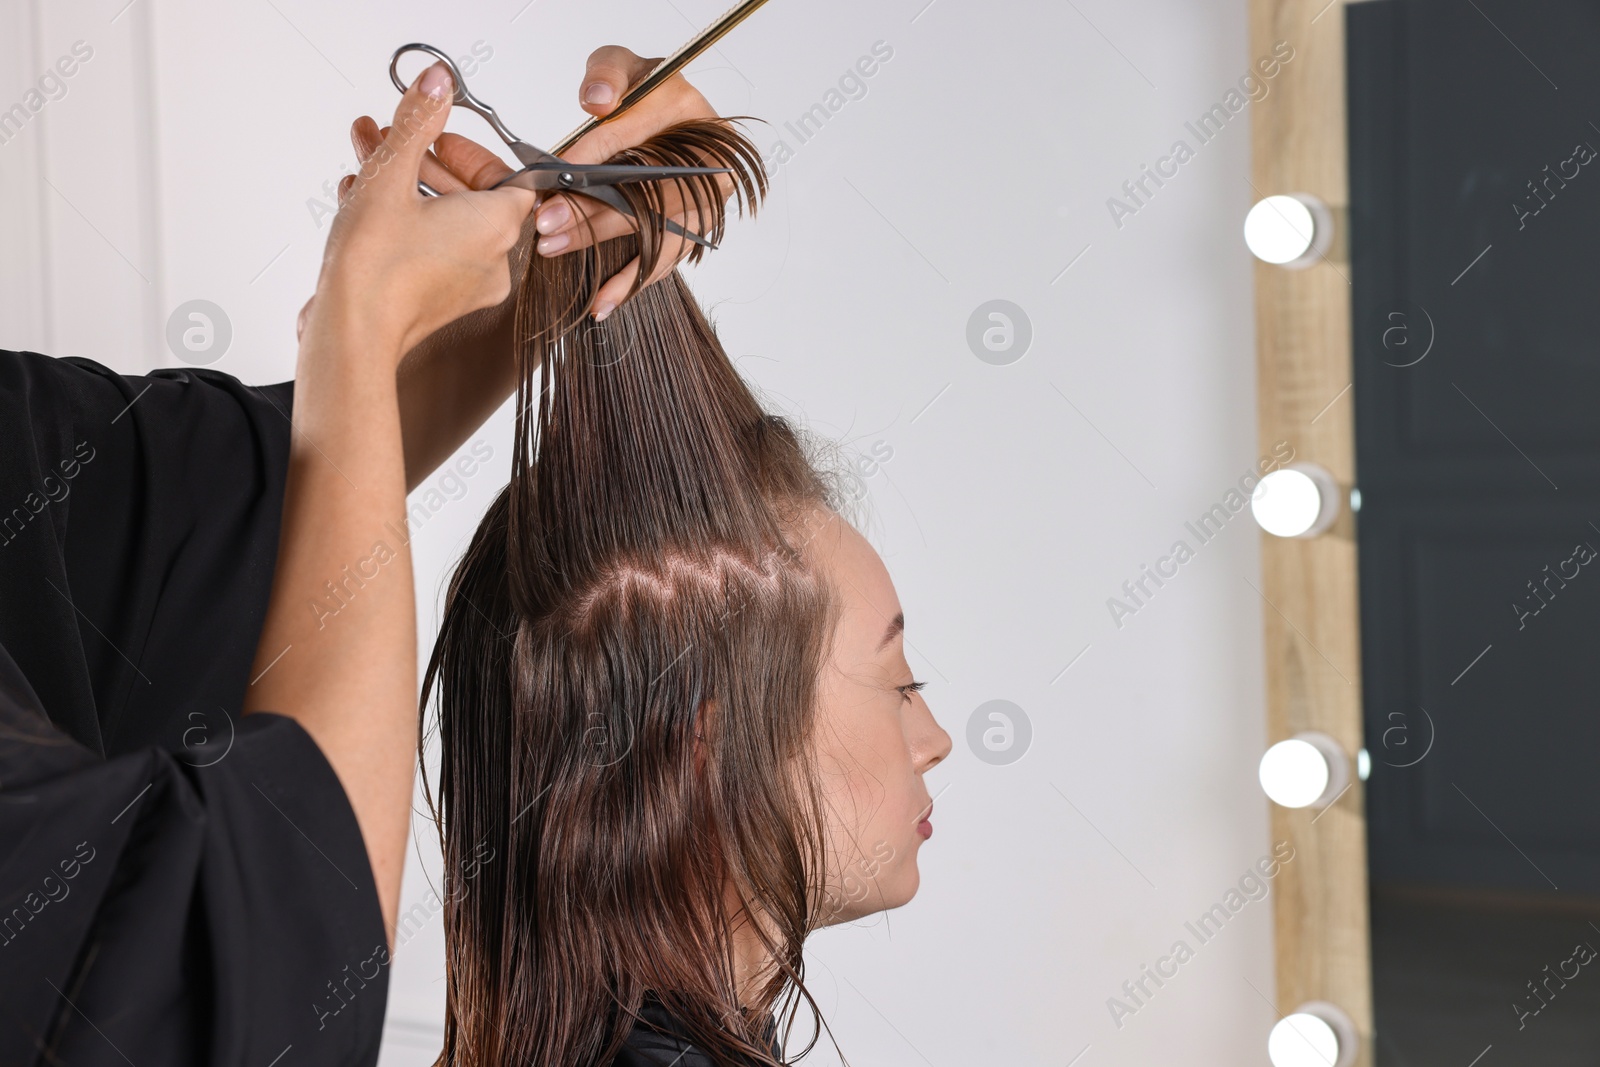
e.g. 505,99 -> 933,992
817,710 -> 903,805
810,737 -> 928,916
817,721 -> 923,854
813,678 -> 895,778
811,681 -> 924,856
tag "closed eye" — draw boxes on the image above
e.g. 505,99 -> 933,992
897,680 -> 926,702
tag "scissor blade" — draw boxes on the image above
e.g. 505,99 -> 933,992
506,140 -> 562,169
498,164 -> 733,192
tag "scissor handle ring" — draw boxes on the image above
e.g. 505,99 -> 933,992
388,42 -> 519,145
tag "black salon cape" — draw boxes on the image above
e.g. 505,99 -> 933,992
617,998 -> 783,1066
0,350 -> 387,1065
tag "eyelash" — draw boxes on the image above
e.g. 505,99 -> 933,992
897,680 -> 927,701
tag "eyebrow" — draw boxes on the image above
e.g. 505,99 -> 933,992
877,612 -> 905,652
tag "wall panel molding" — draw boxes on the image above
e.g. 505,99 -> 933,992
0,0 -> 51,353
27,0 -> 166,369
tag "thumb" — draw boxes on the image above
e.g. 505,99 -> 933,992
371,61 -> 454,190
579,46 -> 655,116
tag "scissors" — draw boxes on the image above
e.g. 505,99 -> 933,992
389,43 -> 728,248
387,2 -> 771,251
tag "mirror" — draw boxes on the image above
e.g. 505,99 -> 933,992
1350,1 -> 1600,1061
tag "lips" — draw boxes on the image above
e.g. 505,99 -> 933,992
915,800 -> 934,840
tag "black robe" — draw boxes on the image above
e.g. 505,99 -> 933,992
615,997 -> 783,1066
0,349 -> 387,1065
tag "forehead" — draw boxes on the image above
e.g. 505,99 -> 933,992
802,509 -> 901,653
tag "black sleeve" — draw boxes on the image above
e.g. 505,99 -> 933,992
0,349 -> 390,1064
0,348 -> 297,756
0,641 -> 389,1066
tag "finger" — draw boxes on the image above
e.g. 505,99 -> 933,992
433,131 -> 518,191
349,115 -> 383,163
347,116 -> 451,203
537,196 -> 689,253
377,122 -> 470,196
561,73 -> 713,166
419,148 -> 465,194
538,182 -> 720,255
587,258 -> 639,321
578,45 -> 656,117
535,193 -> 629,253
346,117 -> 386,203
548,142 -> 723,234
587,233 -> 690,321
365,61 -> 454,194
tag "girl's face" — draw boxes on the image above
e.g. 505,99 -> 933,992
805,510 -> 952,925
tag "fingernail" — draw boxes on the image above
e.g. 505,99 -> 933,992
421,63 -> 453,100
592,300 -> 616,322
582,82 -> 615,106
535,201 -> 571,234
537,232 -> 571,255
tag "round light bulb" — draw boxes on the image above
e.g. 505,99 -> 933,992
1244,193 -> 1332,268
1258,732 -> 1348,810
1267,1012 -> 1340,1067
1267,1002 -> 1359,1067
1252,464 -> 1339,538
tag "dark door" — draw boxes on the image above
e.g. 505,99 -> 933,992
1351,1 -> 1600,1062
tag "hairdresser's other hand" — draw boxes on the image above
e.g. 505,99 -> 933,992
311,61 -> 536,360
542,45 -> 738,319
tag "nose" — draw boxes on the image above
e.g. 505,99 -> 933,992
912,697 -> 953,773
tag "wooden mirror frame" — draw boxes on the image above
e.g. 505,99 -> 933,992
1249,0 -> 1375,1061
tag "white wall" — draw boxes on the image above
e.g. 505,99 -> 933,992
1,0 -> 1283,1062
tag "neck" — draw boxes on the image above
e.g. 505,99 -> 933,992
725,885 -> 782,1011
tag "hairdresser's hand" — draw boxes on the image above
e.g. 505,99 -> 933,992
257,61 -> 539,946
310,61 -> 537,360
537,45 -> 740,317
328,46 -> 736,322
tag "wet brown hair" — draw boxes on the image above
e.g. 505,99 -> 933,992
422,118 -> 850,1066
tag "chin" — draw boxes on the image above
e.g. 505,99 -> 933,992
820,864 -> 922,925
874,858 -> 923,913
890,867 -> 921,908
